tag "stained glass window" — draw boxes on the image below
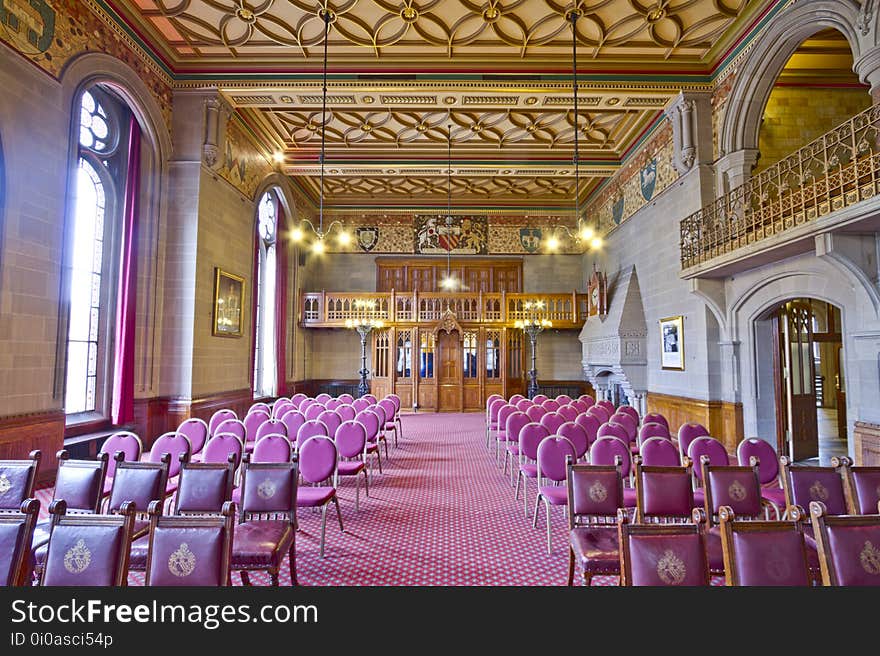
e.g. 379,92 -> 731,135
254,190 -> 278,397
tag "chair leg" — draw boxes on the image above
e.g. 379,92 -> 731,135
523,479 -> 530,519
502,451 -> 509,476
270,571 -> 279,586
319,505 -> 328,558
396,417 -> 402,443
514,470 -> 521,501
567,547 -> 575,587
333,496 -> 344,531
583,573 -> 593,587
355,472 -> 360,512
363,468 -> 370,497
376,449 -> 383,474
545,500 -> 552,555
289,545 -> 297,586
532,493 -> 542,528
383,437 -> 389,460
240,570 -> 251,586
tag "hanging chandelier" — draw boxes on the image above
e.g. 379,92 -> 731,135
288,9 -> 348,253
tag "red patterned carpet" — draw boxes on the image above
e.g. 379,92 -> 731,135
35,413 -> 723,586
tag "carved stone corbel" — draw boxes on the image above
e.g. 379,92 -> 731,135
665,92 -> 712,176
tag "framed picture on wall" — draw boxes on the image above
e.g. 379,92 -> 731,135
212,268 -> 245,337
659,315 -> 684,370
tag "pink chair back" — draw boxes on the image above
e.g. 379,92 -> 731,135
336,404 -> 356,422
370,404 -> 387,426
687,436 -> 729,482
574,413 -> 601,448
355,410 -> 380,441
736,438 -> 780,486
378,398 -> 396,426
335,420 -> 367,459
202,433 -> 243,466
248,402 -> 271,416
557,422 -> 589,461
639,437 -> 681,467
496,405 -> 516,438
149,432 -> 191,478
557,405 -> 578,422
610,412 -> 637,441
325,398 -> 343,411
252,434 -> 292,463
638,422 -> 671,446
299,398 -> 316,413
304,403 -> 325,421
299,435 -> 337,484
279,410 -> 306,441
487,397 -> 505,425
597,421 -> 630,444
255,418 -> 288,442
530,394 -> 547,404
555,394 -> 573,405
176,419 -> 209,455
678,422 -> 710,460
643,412 -> 668,431
578,394 -> 595,407
317,410 -> 342,438
505,412 -> 530,445
486,394 -> 503,412
208,409 -> 237,436
526,405 -> 547,423
536,436 -> 576,484
352,398 -> 371,413
296,420 -> 329,448
570,400 -> 588,414
587,404 -> 610,424
516,399 -> 533,412
590,436 -> 632,478
100,432 -> 142,478
518,423 -> 550,462
290,393 -> 308,408
616,405 -> 639,424
597,400 -> 615,415
338,393 -> 355,404
214,418 -> 245,443
315,393 -> 332,404
243,411 -> 269,444
272,400 -> 295,419
540,412 -> 566,435
387,394 -> 401,414
362,394 -> 378,404
509,394 -> 526,404
541,399 -> 560,412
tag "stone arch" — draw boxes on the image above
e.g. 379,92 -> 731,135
719,0 -> 863,160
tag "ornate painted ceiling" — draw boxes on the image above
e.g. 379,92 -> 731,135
107,0 -> 777,207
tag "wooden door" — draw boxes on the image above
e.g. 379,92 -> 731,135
778,301 -> 819,460
836,345 -> 847,441
438,331 -> 463,412
370,329 -> 392,400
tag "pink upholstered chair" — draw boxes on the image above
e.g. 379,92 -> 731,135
253,434 -> 293,463
616,405 -> 639,424
317,410 -> 342,439
315,393 -> 332,404
516,398 -> 533,412
279,410 -> 306,444
249,402 -> 272,416
290,393 -> 308,408
272,400 -> 295,419
639,437 -> 680,467
387,393 -> 404,441
325,398 -> 343,411
539,411 -> 566,436
336,404 -> 356,422
555,394 -> 573,405
494,404 -> 517,461
352,398 -> 371,413
574,413 -> 600,451
610,412 -> 637,442
176,418 -> 209,456
596,400 -> 616,416
541,399 -> 561,412
41,499 -> 137,586
355,409 -> 383,478
338,393 -> 355,404
737,438 -> 785,516
557,405 -> 578,422
148,432 -> 191,494
638,422 -> 670,447
0,450 -> 41,512
677,422 -> 710,462
335,420 -> 370,511
642,412 -> 669,432
533,436 -> 577,554
566,460 -> 624,586
363,393 -> 378,404
578,394 -> 595,407
526,404 -> 547,423
589,437 -> 635,508
299,398 -> 316,414
486,397 -> 506,448
718,505 -> 811,586
212,418 -> 246,445
570,399 -> 588,414
304,403 -> 325,421
617,510 -> 709,586
0,499 -> 40,586
173,456 -> 236,515
780,456 -> 848,518
208,409 -> 237,436
296,418 -> 330,448
687,436 -> 729,511
810,501 -> 880,586
255,418 -> 288,443
234,455 -> 299,585
243,410 -> 270,452
515,423 -> 550,518
99,431 -> 143,496
201,433 -> 244,467
105,453 -> 170,533
367,405 -> 390,459
526,394 -> 544,404
597,421 -> 629,444
586,404 -> 610,424
838,459 -> 880,515
557,422 -> 589,463
378,398 -> 399,448
297,435 -> 343,558
633,461 -> 695,524
502,411 -> 530,481
144,500 -> 235,586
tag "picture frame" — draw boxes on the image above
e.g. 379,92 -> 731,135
212,268 -> 245,338
659,315 -> 684,370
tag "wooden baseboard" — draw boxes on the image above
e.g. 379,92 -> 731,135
646,392 -> 743,453
854,421 -> 880,466
0,409 -> 66,483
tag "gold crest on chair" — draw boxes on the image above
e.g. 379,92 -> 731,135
0,473 -> 10,494
257,479 -> 277,499
810,480 -> 830,502
728,479 -> 747,502
656,550 -> 687,585
168,543 -> 197,578
588,481 -> 608,503
63,539 -> 92,575
860,541 -> 880,575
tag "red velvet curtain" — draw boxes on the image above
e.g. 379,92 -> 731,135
275,202 -> 288,397
111,116 -> 140,425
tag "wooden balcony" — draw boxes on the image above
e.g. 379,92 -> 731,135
299,290 -> 589,328
681,104 -> 880,277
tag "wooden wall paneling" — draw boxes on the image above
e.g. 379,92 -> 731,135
376,257 -> 523,293
0,410 -> 65,484
854,421 -> 880,465
646,392 -> 743,453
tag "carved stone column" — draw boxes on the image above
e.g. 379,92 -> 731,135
714,148 -> 760,195
665,92 -> 713,177
203,97 -> 221,168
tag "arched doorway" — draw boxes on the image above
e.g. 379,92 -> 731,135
761,298 -> 847,463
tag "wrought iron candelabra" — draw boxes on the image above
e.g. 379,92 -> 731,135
345,300 -> 384,397
515,301 -> 552,399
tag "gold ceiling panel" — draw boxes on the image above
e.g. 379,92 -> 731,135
134,0 -> 747,66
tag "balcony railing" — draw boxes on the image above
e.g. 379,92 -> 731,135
300,290 -> 589,328
680,103 -> 880,270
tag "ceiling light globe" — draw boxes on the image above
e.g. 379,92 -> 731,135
338,230 -> 352,246
312,240 -> 325,254
579,226 -> 594,241
590,236 -> 603,250
290,227 -> 304,242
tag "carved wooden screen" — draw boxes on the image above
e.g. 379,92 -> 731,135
375,258 -> 523,292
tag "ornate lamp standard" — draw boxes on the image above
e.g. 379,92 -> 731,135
515,301 -> 552,399
345,300 -> 384,397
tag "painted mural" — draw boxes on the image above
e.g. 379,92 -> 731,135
414,215 -> 488,255
0,0 -> 173,129
216,118 -> 273,199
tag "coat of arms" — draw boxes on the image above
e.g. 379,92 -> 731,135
519,228 -> 542,253
356,226 -> 379,252
168,542 -> 197,578
612,196 -> 625,225
414,215 -> 488,255
640,158 -> 657,201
